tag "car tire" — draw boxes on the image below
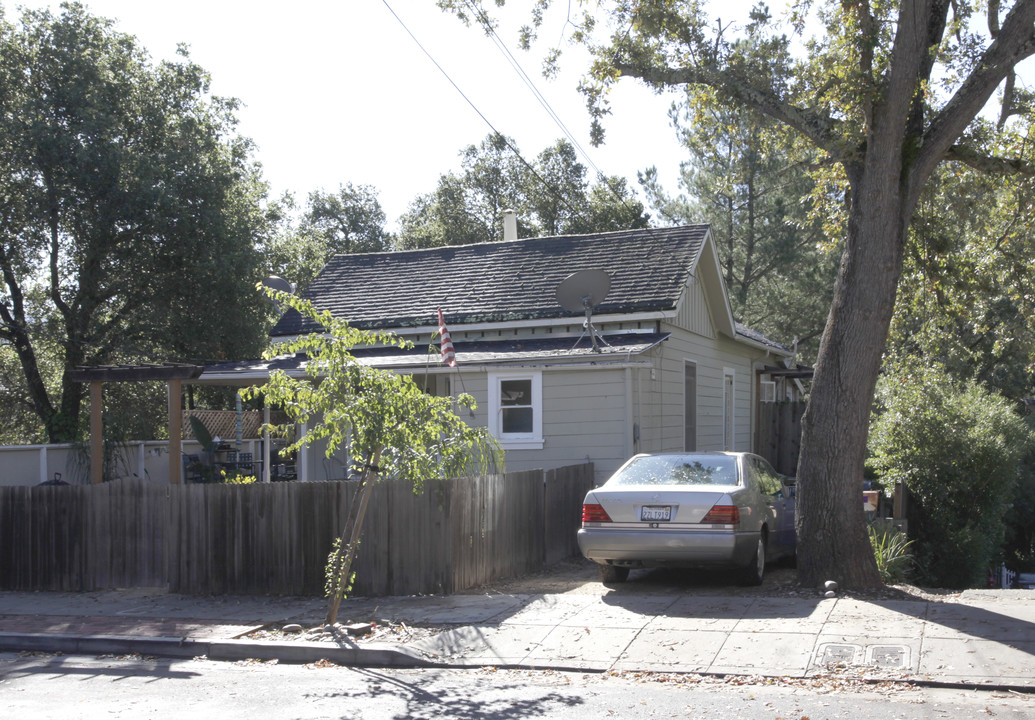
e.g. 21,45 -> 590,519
598,564 -> 630,585
740,533 -> 766,586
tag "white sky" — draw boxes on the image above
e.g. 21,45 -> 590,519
7,0 -> 743,231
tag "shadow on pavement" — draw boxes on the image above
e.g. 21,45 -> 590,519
301,666 -> 585,720
0,654 -> 201,681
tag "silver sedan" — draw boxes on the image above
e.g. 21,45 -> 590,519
578,452 -> 796,585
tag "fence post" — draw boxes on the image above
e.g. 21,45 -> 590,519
168,378 -> 183,484
90,381 -> 104,484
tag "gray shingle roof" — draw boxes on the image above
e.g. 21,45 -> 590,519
271,225 -> 710,336
734,322 -> 789,353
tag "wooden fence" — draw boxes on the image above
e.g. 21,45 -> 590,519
0,463 -> 594,597
755,401 -> 806,476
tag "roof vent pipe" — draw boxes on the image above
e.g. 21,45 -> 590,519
502,209 -> 517,242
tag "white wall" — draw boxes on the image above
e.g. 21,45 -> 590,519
0,439 -> 264,486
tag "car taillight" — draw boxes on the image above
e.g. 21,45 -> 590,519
701,504 -> 740,524
582,504 -> 612,523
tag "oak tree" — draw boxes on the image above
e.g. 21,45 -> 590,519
0,3 -> 271,441
445,0 -> 1035,588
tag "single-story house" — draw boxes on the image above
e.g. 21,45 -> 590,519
202,222 -> 795,483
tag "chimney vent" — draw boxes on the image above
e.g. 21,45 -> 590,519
502,209 -> 517,242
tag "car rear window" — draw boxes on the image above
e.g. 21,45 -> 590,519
609,455 -> 739,486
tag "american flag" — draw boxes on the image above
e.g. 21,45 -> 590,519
437,308 -> 456,367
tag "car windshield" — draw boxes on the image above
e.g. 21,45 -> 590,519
609,455 -> 740,487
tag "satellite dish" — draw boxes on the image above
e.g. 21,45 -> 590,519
261,276 -> 295,313
556,269 -> 610,313
556,269 -> 611,353
262,276 -> 294,295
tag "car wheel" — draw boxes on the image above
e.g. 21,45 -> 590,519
598,564 -> 630,585
740,533 -> 766,586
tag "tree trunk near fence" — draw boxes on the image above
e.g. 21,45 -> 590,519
326,448 -> 382,625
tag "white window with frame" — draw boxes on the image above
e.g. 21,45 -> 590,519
488,370 -> 543,449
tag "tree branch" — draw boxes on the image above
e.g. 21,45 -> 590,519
944,144 -> 1035,175
612,61 -> 850,159
912,0 -> 1035,196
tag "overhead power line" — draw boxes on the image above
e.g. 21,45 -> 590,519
381,1 -> 585,221
381,0 -> 645,228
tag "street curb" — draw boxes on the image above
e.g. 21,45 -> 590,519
0,632 -> 204,659
0,632 -> 436,668
206,638 -> 437,667
3,632 -> 1033,694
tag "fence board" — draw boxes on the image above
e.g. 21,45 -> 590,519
756,401 -> 805,476
0,463 -> 593,596
545,463 -> 595,564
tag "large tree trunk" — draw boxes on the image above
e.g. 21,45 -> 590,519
795,144 -> 913,589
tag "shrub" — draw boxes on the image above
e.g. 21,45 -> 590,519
868,359 -> 1033,588
1003,456 -> 1035,572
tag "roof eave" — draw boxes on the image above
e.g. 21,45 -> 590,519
734,333 -> 793,356
271,309 -> 679,344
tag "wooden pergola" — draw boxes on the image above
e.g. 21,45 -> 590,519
68,363 -> 204,484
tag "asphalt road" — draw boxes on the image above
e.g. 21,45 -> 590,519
2,652 -> 1032,720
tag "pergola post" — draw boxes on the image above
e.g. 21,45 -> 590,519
262,403 -> 272,483
69,363 -> 203,486
168,378 -> 183,484
89,381 -> 103,485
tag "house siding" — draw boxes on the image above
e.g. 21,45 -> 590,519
675,277 -> 715,339
494,366 -> 631,484
651,327 -> 760,453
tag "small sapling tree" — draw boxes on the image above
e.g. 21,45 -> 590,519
244,289 -> 502,624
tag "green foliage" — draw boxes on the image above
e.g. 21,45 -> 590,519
868,360 -> 1034,588
639,78 -> 838,362
867,523 -> 914,585
1003,444 -> 1035,572
324,536 -> 356,600
243,287 -> 502,621
188,416 -> 216,453
0,3 -> 272,442
264,185 -> 392,293
397,134 -> 649,249
220,470 -> 257,485
889,142 -> 1035,406
246,289 -> 503,488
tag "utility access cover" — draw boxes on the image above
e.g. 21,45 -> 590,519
815,643 -> 911,670
867,645 -> 910,668
818,643 -> 862,665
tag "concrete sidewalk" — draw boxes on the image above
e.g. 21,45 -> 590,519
0,585 -> 1032,690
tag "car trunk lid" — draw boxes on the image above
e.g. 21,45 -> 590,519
585,485 -> 738,525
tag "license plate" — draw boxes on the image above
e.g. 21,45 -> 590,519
640,505 -> 671,521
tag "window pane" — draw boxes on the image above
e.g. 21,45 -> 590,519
502,407 -> 534,434
500,379 -> 531,406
